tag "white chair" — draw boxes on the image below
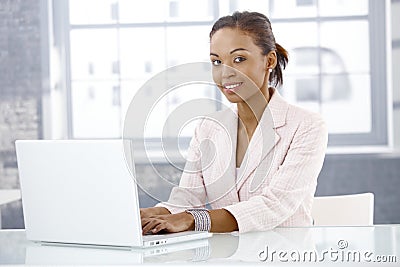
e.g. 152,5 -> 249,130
311,193 -> 374,226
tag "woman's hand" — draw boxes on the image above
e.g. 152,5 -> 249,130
141,212 -> 195,234
140,207 -> 170,219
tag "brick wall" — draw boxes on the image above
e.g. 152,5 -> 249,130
0,0 -> 42,228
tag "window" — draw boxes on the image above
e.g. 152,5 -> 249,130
65,0 -> 221,140
268,0 -> 389,146
50,0 -> 390,147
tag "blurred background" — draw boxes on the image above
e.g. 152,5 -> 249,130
0,0 -> 399,228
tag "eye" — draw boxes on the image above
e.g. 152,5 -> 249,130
234,56 -> 246,63
211,59 -> 222,66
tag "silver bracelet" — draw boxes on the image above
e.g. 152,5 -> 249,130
186,209 -> 211,232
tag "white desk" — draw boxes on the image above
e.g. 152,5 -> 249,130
0,225 -> 399,265
0,190 -> 21,228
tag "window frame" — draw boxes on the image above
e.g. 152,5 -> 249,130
46,0 -> 392,148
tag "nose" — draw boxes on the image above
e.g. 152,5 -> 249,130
221,64 -> 236,79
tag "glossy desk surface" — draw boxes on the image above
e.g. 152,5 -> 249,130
0,225 -> 399,266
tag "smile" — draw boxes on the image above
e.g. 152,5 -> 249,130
223,82 -> 243,92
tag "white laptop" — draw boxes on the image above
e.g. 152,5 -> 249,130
15,139 -> 211,248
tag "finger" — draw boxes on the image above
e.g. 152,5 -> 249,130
148,215 -> 165,219
145,221 -> 163,235
141,218 -> 154,232
142,219 -> 162,235
141,217 -> 152,228
152,221 -> 169,234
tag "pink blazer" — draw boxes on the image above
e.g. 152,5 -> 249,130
157,88 -> 328,233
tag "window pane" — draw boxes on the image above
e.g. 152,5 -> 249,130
69,0 -> 117,25
70,29 -> 119,80
392,3 -> 400,40
166,26 -> 211,67
120,80 -> 144,122
166,0 -> 214,22
285,47 -> 320,75
270,0 -> 317,19
320,21 -> 370,73
119,0 -> 168,23
321,74 -> 371,134
167,83 -> 219,137
71,81 -> 121,138
281,75 -> 321,114
274,23 -> 320,79
119,0 -> 214,23
144,83 -> 219,139
227,0 -> 268,14
272,22 -> 319,55
318,0 -> 368,17
283,74 -> 372,134
119,28 -> 166,80
320,74 -> 351,103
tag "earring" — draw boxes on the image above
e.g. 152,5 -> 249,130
268,68 -> 273,73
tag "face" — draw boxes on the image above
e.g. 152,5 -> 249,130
210,27 -> 273,103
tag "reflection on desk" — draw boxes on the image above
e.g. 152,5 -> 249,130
0,225 -> 399,265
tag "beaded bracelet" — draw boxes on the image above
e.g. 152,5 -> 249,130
186,208 -> 211,232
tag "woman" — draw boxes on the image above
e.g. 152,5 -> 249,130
141,11 -> 328,233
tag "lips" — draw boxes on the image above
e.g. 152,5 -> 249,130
222,82 -> 243,93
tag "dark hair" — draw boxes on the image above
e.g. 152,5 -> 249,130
210,11 -> 288,87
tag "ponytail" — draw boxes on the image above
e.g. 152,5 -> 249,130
270,43 -> 289,87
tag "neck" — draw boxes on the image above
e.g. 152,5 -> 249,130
237,87 -> 271,126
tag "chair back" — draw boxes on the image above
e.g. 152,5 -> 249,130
311,193 -> 374,226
